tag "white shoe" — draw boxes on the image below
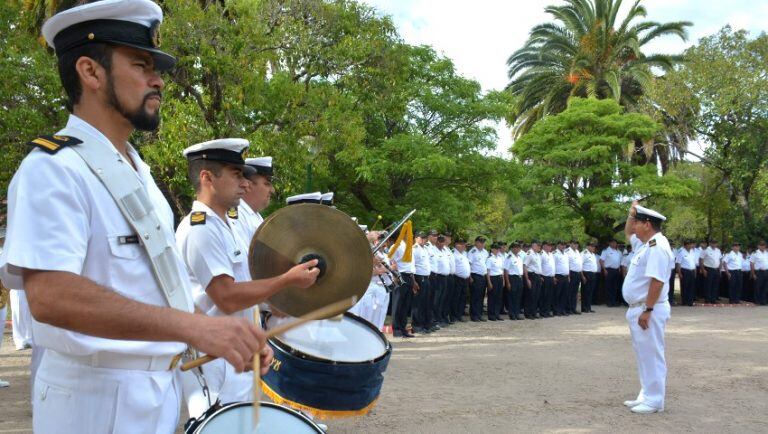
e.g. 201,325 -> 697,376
0,379 -> 9,388
631,403 -> 662,414
623,399 -> 643,407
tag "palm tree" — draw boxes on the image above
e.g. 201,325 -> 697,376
507,0 -> 691,140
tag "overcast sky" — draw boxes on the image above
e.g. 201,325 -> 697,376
361,0 -> 768,157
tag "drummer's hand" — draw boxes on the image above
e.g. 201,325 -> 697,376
257,345 -> 274,376
285,259 -> 320,288
190,315 -> 265,373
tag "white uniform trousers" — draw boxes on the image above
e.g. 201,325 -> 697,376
10,289 -> 33,349
30,345 -> 46,412
33,350 -> 180,434
370,283 -> 390,331
180,357 -> 254,419
626,301 -> 671,409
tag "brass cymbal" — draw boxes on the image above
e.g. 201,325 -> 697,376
248,203 -> 373,318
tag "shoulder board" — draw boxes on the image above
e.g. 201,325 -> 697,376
190,211 -> 206,226
227,207 -> 238,219
28,135 -> 82,154
649,239 -> 657,247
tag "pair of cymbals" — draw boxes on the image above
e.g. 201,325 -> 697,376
248,204 -> 373,318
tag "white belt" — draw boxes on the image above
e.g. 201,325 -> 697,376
628,300 -> 667,309
51,350 -> 179,371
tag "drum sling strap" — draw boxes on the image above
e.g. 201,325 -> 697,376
60,127 -> 194,315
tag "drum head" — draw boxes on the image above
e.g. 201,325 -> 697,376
194,402 -> 323,434
268,312 -> 388,363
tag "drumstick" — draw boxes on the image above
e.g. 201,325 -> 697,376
253,307 -> 261,431
180,296 -> 357,372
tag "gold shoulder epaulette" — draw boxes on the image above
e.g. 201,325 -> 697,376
190,211 -> 206,226
28,135 -> 82,154
227,207 -> 238,219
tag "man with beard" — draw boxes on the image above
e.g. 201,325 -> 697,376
175,139 -> 319,418
0,2 -> 275,432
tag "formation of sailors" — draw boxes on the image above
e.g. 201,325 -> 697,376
383,234 -> 768,337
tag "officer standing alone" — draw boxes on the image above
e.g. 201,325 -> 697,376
621,202 -> 674,414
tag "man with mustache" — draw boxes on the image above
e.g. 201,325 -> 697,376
0,1 -> 273,432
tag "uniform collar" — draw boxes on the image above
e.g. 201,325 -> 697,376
66,114 -> 146,172
239,199 -> 257,217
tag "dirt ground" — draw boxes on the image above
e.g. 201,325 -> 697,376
1,305 -> 767,433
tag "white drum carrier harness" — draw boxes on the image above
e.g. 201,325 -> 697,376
61,127 -> 194,314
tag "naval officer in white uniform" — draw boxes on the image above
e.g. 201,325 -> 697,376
231,156 -> 274,250
622,202 -> 674,414
176,139 -> 319,417
0,2 -> 272,432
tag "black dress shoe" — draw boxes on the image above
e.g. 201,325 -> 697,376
480,318 -> 488,322
526,316 -> 535,320
471,318 -> 480,322
574,311 -> 582,315
488,317 -> 497,321
402,331 -> 415,338
496,317 -> 505,321
459,318 -> 467,322
393,331 -> 403,337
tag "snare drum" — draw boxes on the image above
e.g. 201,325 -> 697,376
185,401 -> 324,433
262,312 -> 391,419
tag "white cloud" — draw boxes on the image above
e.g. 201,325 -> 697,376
361,0 -> 767,157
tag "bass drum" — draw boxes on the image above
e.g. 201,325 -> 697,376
186,401 -> 324,434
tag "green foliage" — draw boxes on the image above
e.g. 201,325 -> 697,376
506,0 -> 691,139
655,27 -> 768,243
0,1 -> 67,225
512,97 -> 695,243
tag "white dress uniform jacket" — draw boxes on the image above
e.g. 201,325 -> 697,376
486,253 -> 504,276
700,247 -> 723,268
231,199 -> 263,252
601,247 -> 622,269
722,251 -> 743,271
554,250 -> 569,275
503,253 -> 523,276
413,244 -> 432,276
524,250 -> 542,274
453,249 -> 471,279
675,248 -> 697,270
435,247 -> 452,276
622,233 -> 674,410
391,241 -> 416,274
0,115 -> 189,434
751,250 -> 768,270
467,247 -> 489,275
582,251 -> 599,272
566,247 -> 583,272
426,242 -> 439,272
540,251 -> 555,277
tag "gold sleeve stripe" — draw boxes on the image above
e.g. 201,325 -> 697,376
32,138 -> 60,151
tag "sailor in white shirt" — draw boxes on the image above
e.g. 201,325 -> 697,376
722,243 -> 744,304
444,234 -> 458,323
425,230 -> 441,329
621,203 -> 674,414
176,139 -> 318,418
467,236 -> 489,321
390,235 -> 417,338
538,242 -> 556,317
411,231 -> 434,332
601,240 -> 623,307
675,240 -> 698,306
565,241 -> 583,314
741,249 -> 752,302
230,157 -> 273,251
552,242 -> 570,316
700,240 -> 723,303
523,241 -> 543,319
452,239 -> 471,322
485,243 -> 505,321
751,240 -> 768,305
694,242 -> 706,299
503,242 -> 525,320
0,4 -> 273,432
433,235 -> 452,325
581,243 -> 600,313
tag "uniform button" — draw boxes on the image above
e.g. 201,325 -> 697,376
144,234 -> 150,240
